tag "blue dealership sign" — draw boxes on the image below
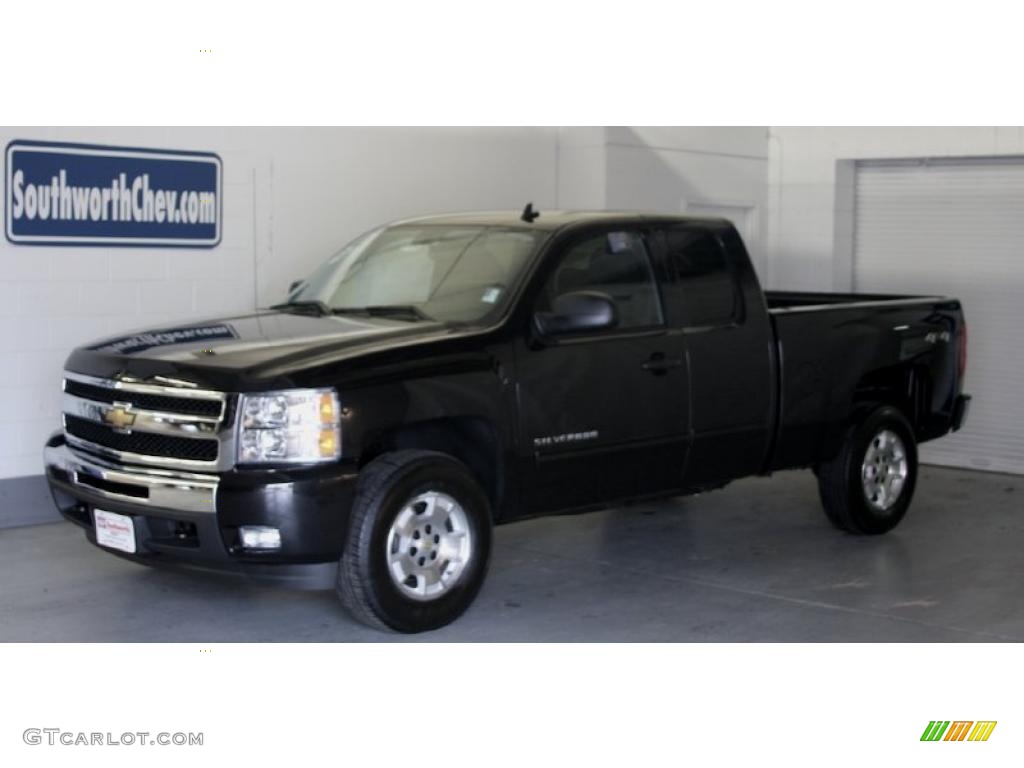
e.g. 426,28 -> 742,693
5,140 -> 222,247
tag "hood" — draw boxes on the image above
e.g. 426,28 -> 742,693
64,310 -> 468,390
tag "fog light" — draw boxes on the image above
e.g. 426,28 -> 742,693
239,526 -> 281,550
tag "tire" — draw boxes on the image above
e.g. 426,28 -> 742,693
336,450 -> 492,632
816,404 -> 918,535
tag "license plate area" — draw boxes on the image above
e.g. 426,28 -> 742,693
94,509 -> 137,554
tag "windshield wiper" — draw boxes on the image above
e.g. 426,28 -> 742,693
271,301 -> 433,321
331,305 -> 433,322
268,300 -> 331,316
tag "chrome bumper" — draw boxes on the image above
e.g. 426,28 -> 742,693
44,441 -> 218,514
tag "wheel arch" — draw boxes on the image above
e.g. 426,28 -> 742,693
851,362 -> 930,437
358,416 -> 505,518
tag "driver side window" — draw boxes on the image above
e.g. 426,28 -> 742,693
539,231 -> 663,330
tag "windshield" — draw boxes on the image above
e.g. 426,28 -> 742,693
287,225 -> 546,324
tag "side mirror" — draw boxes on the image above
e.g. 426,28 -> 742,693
534,290 -> 618,336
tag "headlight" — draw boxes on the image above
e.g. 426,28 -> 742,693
237,388 -> 340,464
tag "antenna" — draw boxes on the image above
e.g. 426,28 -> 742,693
520,202 -> 540,223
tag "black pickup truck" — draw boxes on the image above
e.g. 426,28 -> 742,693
44,209 -> 970,632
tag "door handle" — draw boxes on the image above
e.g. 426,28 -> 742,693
641,353 -> 683,375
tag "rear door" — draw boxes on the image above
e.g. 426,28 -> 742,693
654,224 -> 774,486
513,226 -> 691,514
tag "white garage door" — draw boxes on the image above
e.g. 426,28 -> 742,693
854,158 -> 1024,475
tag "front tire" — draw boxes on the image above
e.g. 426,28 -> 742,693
336,450 -> 492,632
817,405 -> 918,535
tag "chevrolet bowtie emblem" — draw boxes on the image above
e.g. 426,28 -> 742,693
102,405 -> 136,431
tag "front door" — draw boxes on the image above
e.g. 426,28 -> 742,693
513,227 -> 690,514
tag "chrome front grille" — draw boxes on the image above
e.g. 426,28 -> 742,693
63,378 -> 224,419
64,415 -> 220,461
61,372 -> 233,472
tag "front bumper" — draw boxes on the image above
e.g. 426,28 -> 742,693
44,432 -> 359,589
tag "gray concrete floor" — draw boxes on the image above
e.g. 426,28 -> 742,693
1,465 -> 1021,641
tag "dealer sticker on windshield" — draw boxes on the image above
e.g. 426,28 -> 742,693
94,509 -> 137,554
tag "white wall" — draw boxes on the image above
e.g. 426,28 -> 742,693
557,127 -> 771,277
766,127 -> 1024,290
1,125 -> 770,480
255,128 -> 560,306
0,127 -> 559,479
556,127 -> 609,210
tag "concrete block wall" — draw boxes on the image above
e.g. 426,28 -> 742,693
1,127 -> 262,480
0,127 -> 560,481
0,125 -> 771,487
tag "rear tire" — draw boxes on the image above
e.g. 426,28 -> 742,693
817,405 -> 918,535
336,450 -> 492,632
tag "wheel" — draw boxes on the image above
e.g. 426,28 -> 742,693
336,450 -> 492,632
816,404 -> 918,535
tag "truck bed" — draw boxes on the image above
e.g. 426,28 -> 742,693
764,292 -> 964,474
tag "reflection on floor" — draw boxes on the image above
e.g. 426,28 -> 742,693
1,465 -> 1021,642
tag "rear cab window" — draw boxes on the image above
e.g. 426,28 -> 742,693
660,226 -> 742,328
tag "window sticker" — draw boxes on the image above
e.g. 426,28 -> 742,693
607,231 -> 630,253
481,286 -> 502,304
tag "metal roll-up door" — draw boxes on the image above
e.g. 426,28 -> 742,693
853,157 -> 1024,474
